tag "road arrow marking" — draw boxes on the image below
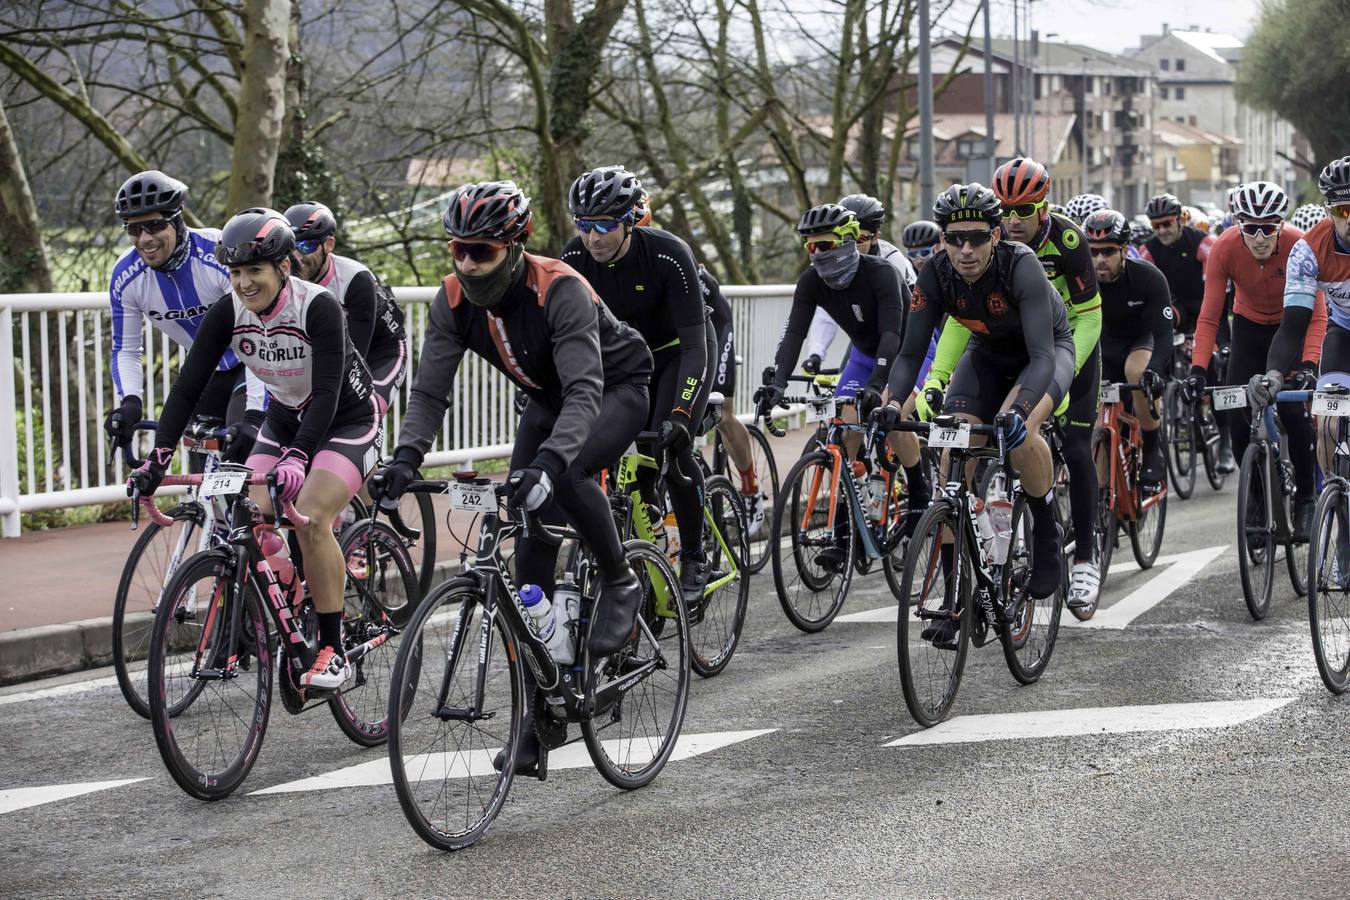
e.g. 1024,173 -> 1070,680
1066,544 -> 1228,629
251,728 -> 777,795
887,697 -> 1294,747
0,779 -> 147,816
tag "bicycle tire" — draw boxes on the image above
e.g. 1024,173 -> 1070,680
583,540 -> 691,789
328,520 -> 422,746
1000,495 -> 1063,684
715,424 -> 779,575
688,475 -> 750,678
1287,526 -> 1310,598
1165,383 -> 1197,500
1307,484 -> 1350,694
1128,448 -> 1167,570
1075,427 -> 1115,621
1201,405 -> 1228,491
112,502 -> 206,719
148,549 -> 273,801
1237,444 -> 1276,620
772,450 -> 853,632
387,576 -> 521,850
896,503 -> 970,727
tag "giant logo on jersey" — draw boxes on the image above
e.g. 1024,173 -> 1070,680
146,305 -> 209,322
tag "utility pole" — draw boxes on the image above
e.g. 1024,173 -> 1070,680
1012,0 -> 1021,153
983,0 -> 996,177
1081,57 -> 1090,194
918,0 -> 936,212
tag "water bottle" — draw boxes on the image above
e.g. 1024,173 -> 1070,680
663,511 -> 682,561
988,498 -> 1014,565
867,473 -> 887,523
257,527 -> 301,606
520,584 -> 575,665
969,495 -> 996,562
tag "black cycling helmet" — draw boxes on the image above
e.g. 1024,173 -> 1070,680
1129,219 -> 1153,245
796,203 -> 861,238
115,170 -> 187,221
216,208 -> 295,267
442,181 -> 532,242
568,165 -> 643,219
283,201 -> 338,241
902,220 -> 942,250
1083,209 -> 1130,244
933,183 -> 1002,228
1145,193 -> 1183,219
837,193 -> 886,232
1318,156 -> 1350,204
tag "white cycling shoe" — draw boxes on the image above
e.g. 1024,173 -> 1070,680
1067,561 -> 1100,611
744,492 -> 766,538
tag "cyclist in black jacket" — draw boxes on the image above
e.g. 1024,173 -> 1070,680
563,166 -> 713,600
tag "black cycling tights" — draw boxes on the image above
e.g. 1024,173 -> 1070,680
512,383 -> 649,594
637,338 -> 714,559
1226,314 -> 1315,498
1062,345 -> 1101,564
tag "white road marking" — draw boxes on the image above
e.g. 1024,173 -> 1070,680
251,728 -> 778,795
887,697 -> 1295,747
0,673 -> 122,706
835,605 -> 901,624
1066,545 -> 1229,630
0,779 -> 147,815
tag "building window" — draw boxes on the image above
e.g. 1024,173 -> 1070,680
1160,58 -> 1170,71
1176,87 -> 1186,100
956,138 -> 976,159
1176,116 -> 1185,123
1175,58 -> 1186,72
1189,115 -> 1197,126
1160,87 -> 1169,100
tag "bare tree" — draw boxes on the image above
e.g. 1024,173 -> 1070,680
0,94 -> 53,293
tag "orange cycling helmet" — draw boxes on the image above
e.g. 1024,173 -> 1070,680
992,157 -> 1051,206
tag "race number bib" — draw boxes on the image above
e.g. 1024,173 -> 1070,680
450,482 -> 493,511
1313,392 -> 1350,417
199,471 -> 247,497
1210,386 -> 1247,411
1099,384 -> 1121,404
807,398 -> 836,423
928,422 -> 972,449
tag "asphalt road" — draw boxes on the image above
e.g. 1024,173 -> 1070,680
2,479 -> 1347,898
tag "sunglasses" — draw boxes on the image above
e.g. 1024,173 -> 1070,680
906,246 -> 936,260
125,218 -> 175,238
1238,221 -> 1281,237
1003,201 -> 1044,221
1327,204 -> 1350,220
804,239 -> 848,254
1088,246 -> 1122,258
449,239 -> 506,263
943,230 -> 993,248
1150,216 -> 1178,228
574,216 -> 628,235
295,239 -> 322,255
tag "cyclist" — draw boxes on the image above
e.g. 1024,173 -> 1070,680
128,208 -> 381,691
882,183 -> 1075,630
800,193 -> 917,375
1084,209 -> 1173,487
1140,192 -> 1230,468
283,201 -> 408,412
992,157 -> 1104,611
1065,193 -> 1108,224
755,202 -> 913,570
1290,203 -> 1328,233
106,170 -> 265,460
1128,220 -> 1153,260
902,220 -> 943,272
632,192 -> 767,536
562,165 -> 712,600
1187,181 -> 1324,541
373,182 -> 651,769
1258,157 -> 1350,485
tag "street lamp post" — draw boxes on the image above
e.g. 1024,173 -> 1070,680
918,0 -> 935,213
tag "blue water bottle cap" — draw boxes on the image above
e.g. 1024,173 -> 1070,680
520,584 -> 543,606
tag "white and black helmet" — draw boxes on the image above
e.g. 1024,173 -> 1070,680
1231,181 -> 1289,220
1318,156 -> 1350,204
1064,193 -> 1108,223
1290,203 -> 1328,231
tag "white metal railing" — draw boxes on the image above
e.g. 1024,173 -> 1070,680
0,284 -> 810,537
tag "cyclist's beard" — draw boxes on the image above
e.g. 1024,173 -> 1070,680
461,243 -> 525,307
151,217 -> 191,272
811,241 -> 860,289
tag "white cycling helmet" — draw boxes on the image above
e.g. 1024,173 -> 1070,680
1064,193 -> 1108,223
1231,181 -> 1289,220
1290,203 -> 1328,231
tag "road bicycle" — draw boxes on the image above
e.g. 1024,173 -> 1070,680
135,468 -> 418,799
700,373 -> 779,575
891,414 -> 1065,728
1307,382 -> 1350,694
1237,382 -> 1311,619
385,473 -> 690,850
1165,338 -> 1229,497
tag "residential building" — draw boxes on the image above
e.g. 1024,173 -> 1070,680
1152,119 -> 1242,206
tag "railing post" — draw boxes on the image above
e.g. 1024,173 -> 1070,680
1,304 -> 21,537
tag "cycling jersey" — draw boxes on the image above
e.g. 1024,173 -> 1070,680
1026,212 -> 1102,372
562,226 -> 706,422
109,227 -> 262,409
1139,226 -> 1215,328
802,238 -> 915,360
1098,258 -> 1174,377
770,254 -> 907,393
398,253 -> 653,477
1193,225 -> 1325,370
154,277 -> 373,458
1285,219 -> 1350,327
311,253 -> 406,365
893,241 -> 1072,416
701,266 -> 736,396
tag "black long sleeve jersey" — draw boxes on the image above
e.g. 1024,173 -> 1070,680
397,254 -> 653,477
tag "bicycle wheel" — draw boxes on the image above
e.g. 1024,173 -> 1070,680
1079,427 -> 1115,621
113,502 -> 207,719
1237,444 -> 1276,620
1201,405 -> 1227,491
688,476 -> 750,678
771,450 -> 853,632
716,424 -> 779,575
882,465 -> 921,602
1000,495 -> 1063,684
388,577 -> 521,851
400,491 -> 438,599
1308,484 -> 1350,694
583,541 -> 691,789
148,550 -> 273,801
1128,451 -> 1167,570
1284,464 -> 1310,597
897,504 -> 969,727
1165,383 -> 1197,500
329,521 -> 421,746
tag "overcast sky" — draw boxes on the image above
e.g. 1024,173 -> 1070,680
989,0 -> 1265,54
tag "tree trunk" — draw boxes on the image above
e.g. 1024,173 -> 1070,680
0,95 -> 53,293
225,0 -> 291,212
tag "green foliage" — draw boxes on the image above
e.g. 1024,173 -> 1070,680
1238,0 -> 1350,173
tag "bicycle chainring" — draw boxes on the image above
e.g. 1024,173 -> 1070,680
277,650 -> 306,715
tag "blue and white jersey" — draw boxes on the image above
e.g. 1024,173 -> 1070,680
109,227 -> 241,401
